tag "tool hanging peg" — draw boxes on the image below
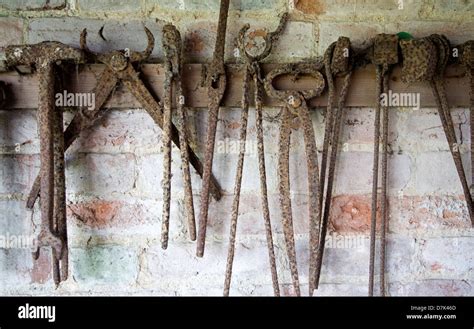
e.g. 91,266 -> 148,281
161,24 -> 197,249
197,0 -> 231,257
400,35 -> 474,227
368,33 -> 399,296
223,13 -> 288,297
265,63 -> 325,296
5,41 -> 85,286
312,36 -> 354,294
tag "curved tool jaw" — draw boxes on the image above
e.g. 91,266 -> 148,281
236,13 -> 288,64
80,26 -> 155,67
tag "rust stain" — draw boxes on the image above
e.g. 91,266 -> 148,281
227,121 -> 241,129
95,202 -> 119,222
442,209 -> 458,219
185,31 -> 204,54
295,0 -> 325,15
248,29 -> 267,39
439,281 -> 462,295
111,134 -> 126,146
430,262 -> 443,271
68,201 -> 121,228
246,29 -> 268,51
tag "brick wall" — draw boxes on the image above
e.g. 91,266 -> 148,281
0,0 -> 473,296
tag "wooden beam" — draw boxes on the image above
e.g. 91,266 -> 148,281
0,63 -> 470,109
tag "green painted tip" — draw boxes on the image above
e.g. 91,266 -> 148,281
397,32 -> 413,40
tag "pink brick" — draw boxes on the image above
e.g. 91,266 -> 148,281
68,200 -> 135,228
329,194 -> 380,233
389,195 -> 470,231
183,21 -> 217,62
294,0 -> 325,15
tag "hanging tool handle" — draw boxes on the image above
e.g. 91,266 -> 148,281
211,0 -> 231,73
197,0 -> 231,258
264,62 -> 325,103
5,42 -> 84,68
206,0 -> 230,100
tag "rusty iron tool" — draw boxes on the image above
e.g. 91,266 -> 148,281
264,62 -> 325,296
5,42 -> 84,285
51,68 -> 69,285
313,37 -> 354,293
379,70 -> 390,296
458,40 -> 474,217
52,102 -> 66,285
161,26 -> 174,250
161,24 -> 197,249
400,35 -> 474,228
25,27 -> 222,215
429,35 -> 474,226
223,14 -> 288,297
367,33 -> 399,296
196,0 -> 231,257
